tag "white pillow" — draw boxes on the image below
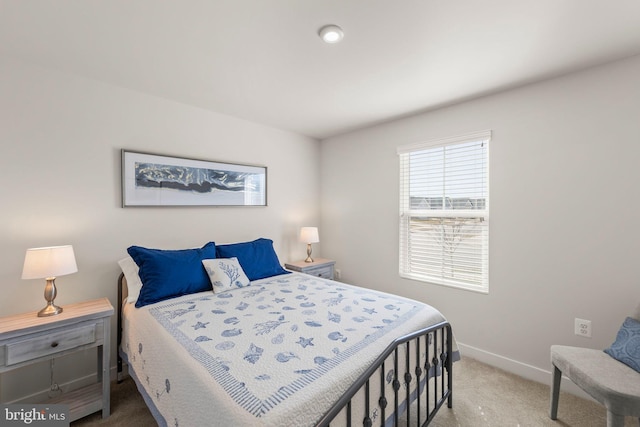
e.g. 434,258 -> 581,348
202,257 -> 250,293
118,256 -> 143,304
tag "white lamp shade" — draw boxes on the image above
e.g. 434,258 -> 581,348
300,227 -> 320,244
22,245 -> 78,280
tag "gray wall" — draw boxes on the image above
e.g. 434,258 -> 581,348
0,57 -> 320,401
320,54 -> 640,387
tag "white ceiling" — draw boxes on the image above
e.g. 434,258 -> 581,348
2,1 -> 640,139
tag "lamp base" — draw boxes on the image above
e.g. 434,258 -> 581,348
38,303 -> 63,317
38,277 -> 63,317
305,243 -> 314,263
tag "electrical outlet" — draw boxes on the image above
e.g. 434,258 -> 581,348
335,269 -> 341,280
575,318 -> 592,338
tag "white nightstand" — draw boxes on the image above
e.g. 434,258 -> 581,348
0,298 -> 114,421
285,258 -> 336,280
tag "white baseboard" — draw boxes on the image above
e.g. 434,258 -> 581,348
457,342 -> 595,402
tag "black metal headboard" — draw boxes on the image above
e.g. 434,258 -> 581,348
116,272 -> 127,381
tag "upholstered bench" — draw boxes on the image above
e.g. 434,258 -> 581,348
550,305 -> 640,427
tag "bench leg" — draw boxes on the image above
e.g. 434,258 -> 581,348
606,411 -> 624,427
550,365 -> 562,420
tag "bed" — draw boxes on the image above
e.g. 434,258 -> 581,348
116,239 -> 459,427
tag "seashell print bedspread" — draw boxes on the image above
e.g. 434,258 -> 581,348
121,272 -> 458,427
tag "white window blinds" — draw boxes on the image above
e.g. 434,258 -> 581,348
398,131 -> 490,293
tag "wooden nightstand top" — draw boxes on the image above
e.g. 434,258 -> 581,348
284,258 -> 335,269
0,298 -> 114,339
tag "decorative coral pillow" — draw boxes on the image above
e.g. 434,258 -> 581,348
203,257 -> 250,293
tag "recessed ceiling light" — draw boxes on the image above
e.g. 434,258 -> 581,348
318,25 -> 344,44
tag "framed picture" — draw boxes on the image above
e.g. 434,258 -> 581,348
121,150 -> 267,207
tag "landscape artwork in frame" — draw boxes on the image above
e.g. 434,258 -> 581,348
122,150 -> 267,207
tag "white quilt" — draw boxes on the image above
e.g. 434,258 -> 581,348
121,272 -> 458,427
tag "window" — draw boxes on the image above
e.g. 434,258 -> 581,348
398,131 -> 490,293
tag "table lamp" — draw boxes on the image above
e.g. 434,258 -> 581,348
22,245 -> 78,317
300,227 -> 319,263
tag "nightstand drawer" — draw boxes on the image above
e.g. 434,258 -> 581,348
305,265 -> 333,279
5,323 -> 97,366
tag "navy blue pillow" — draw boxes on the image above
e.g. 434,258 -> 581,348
215,238 -> 289,281
604,316 -> 640,373
129,242 -> 216,308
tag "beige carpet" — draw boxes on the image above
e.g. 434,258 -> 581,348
72,357 -> 638,426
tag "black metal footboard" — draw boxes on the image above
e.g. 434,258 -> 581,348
315,321 -> 453,427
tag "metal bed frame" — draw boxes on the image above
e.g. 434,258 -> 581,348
117,273 -> 453,426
